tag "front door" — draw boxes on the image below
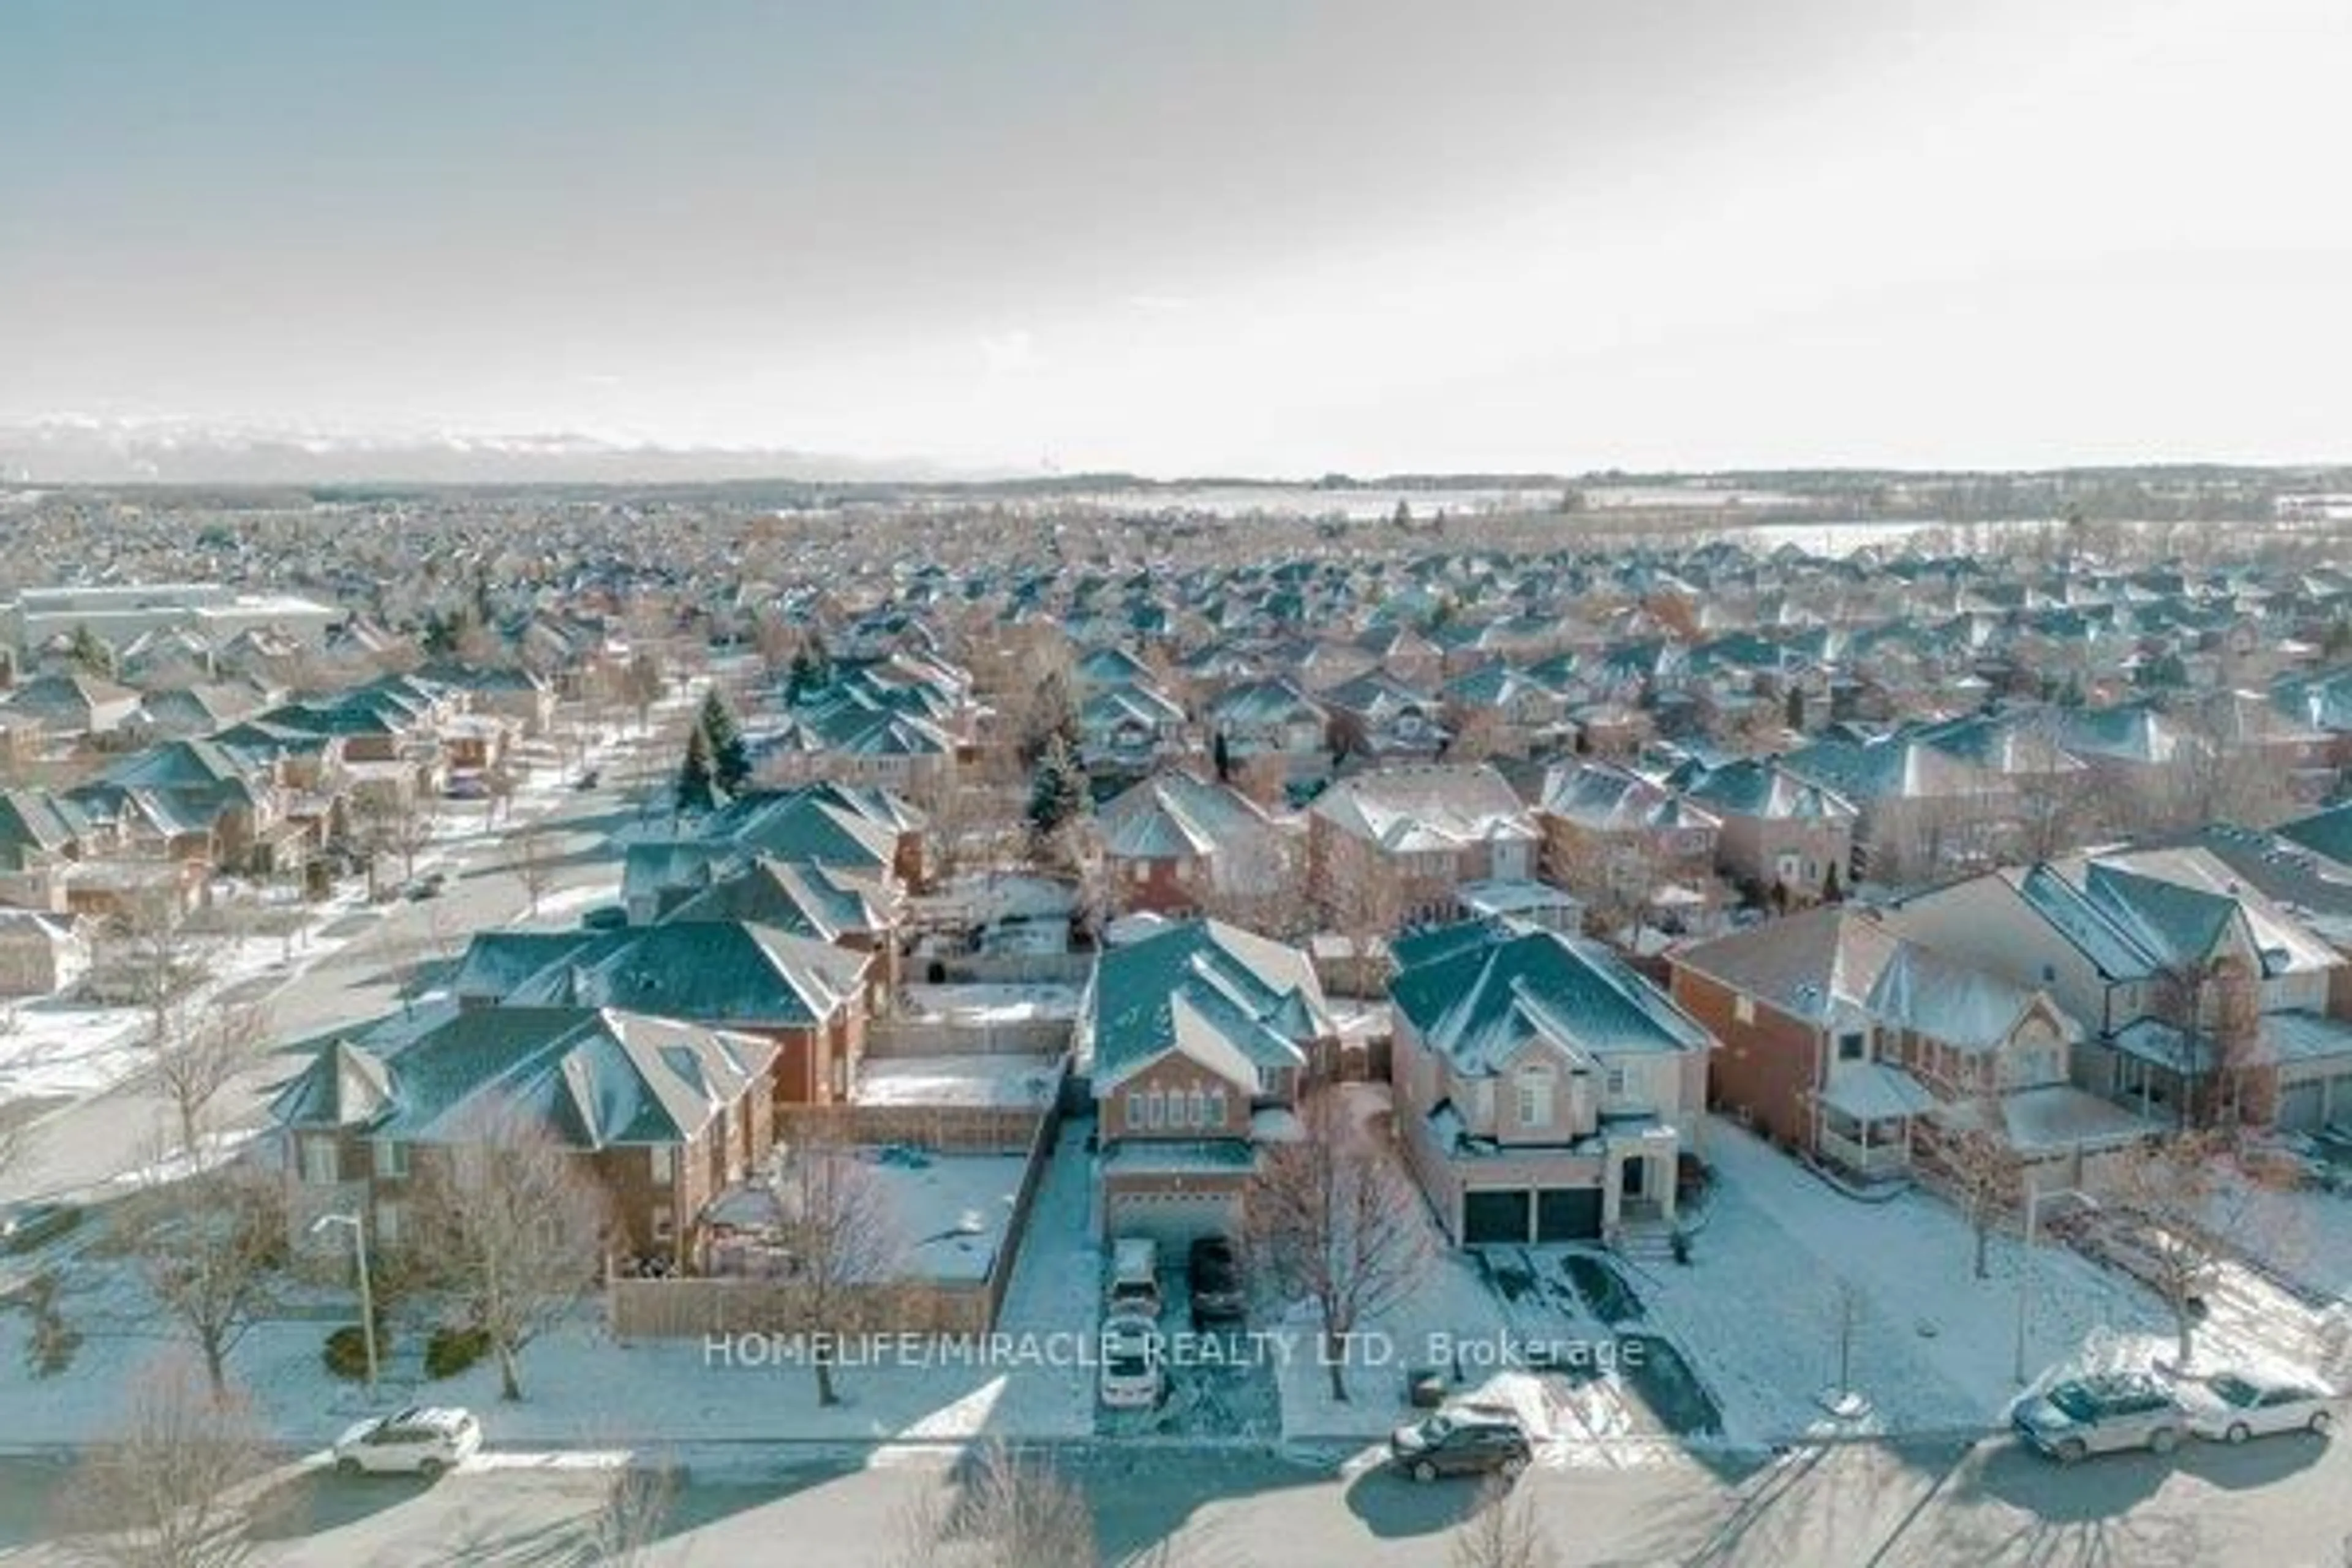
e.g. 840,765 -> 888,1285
1621,1157 -> 1647,1200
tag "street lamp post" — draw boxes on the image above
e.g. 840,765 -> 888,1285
312,1211 -> 379,1397
2013,1185 -> 2099,1385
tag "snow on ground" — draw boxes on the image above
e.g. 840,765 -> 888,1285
0,1136 -> 1101,1449
513,877 -> 623,929
854,1055 -> 1062,1110
899,985 -> 1082,1024
2211,1164 -> 2352,1304
863,1152 -> 1030,1285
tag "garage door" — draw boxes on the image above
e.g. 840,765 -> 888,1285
1106,1191 -> 1240,1250
1535,1187 -> 1603,1242
1462,1189 -> 1531,1246
2277,1080 -> 2328,1133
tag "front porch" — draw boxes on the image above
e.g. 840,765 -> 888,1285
1812,1060 -> 1936,1181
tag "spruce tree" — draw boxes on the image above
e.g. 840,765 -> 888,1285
676,723 -> 718,816
699,689 -> 752,795
1027,734 -> 1087,844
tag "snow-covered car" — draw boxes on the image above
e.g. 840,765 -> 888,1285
2011,1373 -> 2187,1463
2182,1371 -> 2338,1444
1099,1313 -> 1164,1411
331,1406 -> 482,1477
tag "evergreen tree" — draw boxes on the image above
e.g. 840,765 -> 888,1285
1822,861 -> 1845,903
699,689 -> 752,795
1784,687 -> 1806,732
675,723 -> 718,817
1212,730 -> 1233,782
1026,734 -> 1087,846
785,631 -> 834,707
65,624 -> 114,678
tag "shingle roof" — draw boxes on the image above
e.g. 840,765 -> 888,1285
1394,922 -> 1710,1076
1087,920 -> 1325,1094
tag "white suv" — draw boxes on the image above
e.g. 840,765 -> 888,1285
1099,1314 -> 1166,1411
331,1406 -> 483,1478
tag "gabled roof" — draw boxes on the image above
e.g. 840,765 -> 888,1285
1088,920 -> 1325,1094
660,857 -> 894,941
1311,764 -> 1537,852
270,1006 -> 776,1149
1679,758 -> 1858,824
485,921 -> 868,1027
1392,922 -> 1710,1076
1095,771 -> 1273,862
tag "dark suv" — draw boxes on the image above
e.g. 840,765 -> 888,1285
1388,1408 -> 1534,1483
1188,1236 -> 1245,1328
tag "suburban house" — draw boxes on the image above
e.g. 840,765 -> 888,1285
0,908 -> 89,996
1321,671 -> 1449,766
1077,919 -> 1334,1244
1308,764 -> 1542,926
1205,678 -> 1332,787
1885,847 -> 2352,1131
1534,760 -> 1722,903
1091,770 -> 1289,916
272,1005 -> 777,1265
1678,757 -> 1858,903
1076,682 -> 1194,779
1389,921 -> 1713,1246
1780,733 -> 2019,884
450,919 -> 872,1106
1670,908 -> 2154,1189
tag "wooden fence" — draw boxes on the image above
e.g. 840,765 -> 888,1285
608,1072 -> 1068,1341
868,1017 -> 1074,1058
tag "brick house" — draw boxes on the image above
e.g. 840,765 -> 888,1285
272,1006 -> 777,1267
1078,919 -> 1334,1245
1678,757 -> 1858,902
1308,764 -> 1542,926
451,919 -> 872,1107
1669,907 -> 2150,1188
1390,921 -> 1713,1245
1092,770 -> 1288,917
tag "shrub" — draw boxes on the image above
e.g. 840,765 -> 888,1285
323,1321 -> 389,1382
425,1324 -> 492,1381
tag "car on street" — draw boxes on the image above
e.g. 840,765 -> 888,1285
0,1201 -> 82,1254
2011,1373 -> 2188,1463
331,1407 -> 483,1478
2180,1371 -> 2338,1444
1187,1235 -> 1245,1328
582,905 -> 629,932
573,768 -> 601,791
1099,1313 -> 1165,1410
402,871 -> 448,901
1387,1408 -> 1534,1483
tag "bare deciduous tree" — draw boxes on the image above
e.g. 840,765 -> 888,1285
771,1141 -> 905,1407
893,1441 -> 1098,1568
412,1106 -> 609,1401
152,1003 -> 270,1161
58,1354 -> 271,1568
1450,1475 -> 1555,1568
1248,1089 -> 1433,1402
1934,1088 -> 2019,1281
582,1456 -> 682,1568
2106,1132 -> 2239,1370
510,821 -> 557,919
126,1168 -> 287,1398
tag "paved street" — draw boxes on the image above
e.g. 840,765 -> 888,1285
0,746 -> 655,1208
0,1433 -> 2342,1567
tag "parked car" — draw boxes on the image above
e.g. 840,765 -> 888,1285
1108,1236 -> 1161,1319
2182,1371 -> 2337,1444
1388,1408 -> 1534,1483
402,871 -> 447,901
573,768 -> 602,791
1099,1313 -> 1165,1411
2011,1373 -> 2188,1463
331,1406 -> 483,1478
0,1201 -> 82,1255
582,905 -> 629,932
1187,1235 -> 1245,1328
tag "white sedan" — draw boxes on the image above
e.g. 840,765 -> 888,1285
2183,1373 -> 2337,1444
1099,1314 -> 1165,1411
331,1407 -> 483,1477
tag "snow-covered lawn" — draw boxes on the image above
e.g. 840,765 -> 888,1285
854,1054 -> 1063,1111
1638,1118 -> 2339,1446
0,1137 -> 1103,1450
898,984 -> 1082,1025
2211,1165 -> 2352,1303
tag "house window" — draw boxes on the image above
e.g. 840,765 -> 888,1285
1735,995 -> 1755,1025
1515,1072 -> 1553,1129
299,1136 -> 339,1186
372,1200 -> 403,1249
372,1140 -> 408,1180
1188,1088 -> 1207,1128
1206,1089 -> 1228,1129
1132,862 -> 1150,884
1604,1065 -> 1628,1098
1147,1090 -> 1166,1129
649,1146 -> 675,1185
1838,1031 -> 1867,1062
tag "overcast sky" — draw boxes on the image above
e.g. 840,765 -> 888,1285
4,0 -> 2348,476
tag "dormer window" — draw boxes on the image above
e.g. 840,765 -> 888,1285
1837,1031 -> 1867,1062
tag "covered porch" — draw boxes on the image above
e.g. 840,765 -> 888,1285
1814,1060 -> 1936,1180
